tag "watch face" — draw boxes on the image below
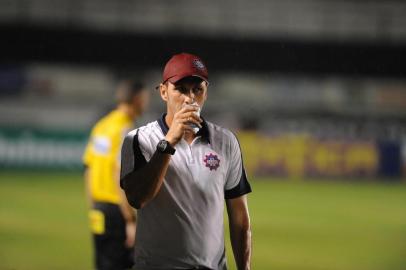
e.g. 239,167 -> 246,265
158,140 -> 167,151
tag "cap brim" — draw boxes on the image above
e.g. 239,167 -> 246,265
167,74 -> 208,84
155,74 -> 209,90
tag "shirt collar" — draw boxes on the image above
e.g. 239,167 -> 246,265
157,113 -> 210,143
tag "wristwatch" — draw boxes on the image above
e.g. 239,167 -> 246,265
156,139 -> 176,155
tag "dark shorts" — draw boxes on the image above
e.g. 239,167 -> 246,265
92,202 -> 134,270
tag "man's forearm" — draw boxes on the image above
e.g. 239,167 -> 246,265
122,150 -> 171,209
116,169 -> 136,222
119,190 -> 136,222
227,196 -> 252,270
230,224 -> 252,270
84,168 -> 93,208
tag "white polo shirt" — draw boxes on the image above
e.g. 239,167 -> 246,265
120,114 -> 251,270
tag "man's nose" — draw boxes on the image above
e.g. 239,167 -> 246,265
184,89 -> 195,103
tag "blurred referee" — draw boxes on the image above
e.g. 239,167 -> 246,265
121,53 -> 252,270
83,80 -> 150,270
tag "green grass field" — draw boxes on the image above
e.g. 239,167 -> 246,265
1,171 -> 406,270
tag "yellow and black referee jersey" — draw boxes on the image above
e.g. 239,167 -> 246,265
83,109 -> 133,205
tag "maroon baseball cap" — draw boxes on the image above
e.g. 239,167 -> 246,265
161,53 -> 209,84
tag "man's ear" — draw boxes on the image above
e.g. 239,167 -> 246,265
160,83 -> 168,102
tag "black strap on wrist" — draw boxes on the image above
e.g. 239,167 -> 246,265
157,139 -> 176,155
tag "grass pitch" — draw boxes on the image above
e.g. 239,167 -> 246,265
0,171 -> 405,270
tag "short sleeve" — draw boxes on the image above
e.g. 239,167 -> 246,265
224,133 -> 252,199
82,141 -> 93,167
83,129 -> 95,167
120,129 -> 148,188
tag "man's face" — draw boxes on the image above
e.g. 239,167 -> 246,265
132,89 -> 150,117
160,77 -> 208,115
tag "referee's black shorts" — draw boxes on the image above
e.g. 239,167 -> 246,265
92,202 -> 134,270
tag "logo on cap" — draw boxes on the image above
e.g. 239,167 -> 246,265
193,59 -> 205,71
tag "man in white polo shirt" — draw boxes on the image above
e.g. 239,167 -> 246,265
120,53 -> 252,270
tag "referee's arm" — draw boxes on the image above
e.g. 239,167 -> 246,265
83,140 -> 93,208
83,166 -> 93,207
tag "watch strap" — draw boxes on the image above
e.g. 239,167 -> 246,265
157,139 -> 176,155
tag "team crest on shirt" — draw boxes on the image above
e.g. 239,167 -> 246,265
203,153 -> 220,171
